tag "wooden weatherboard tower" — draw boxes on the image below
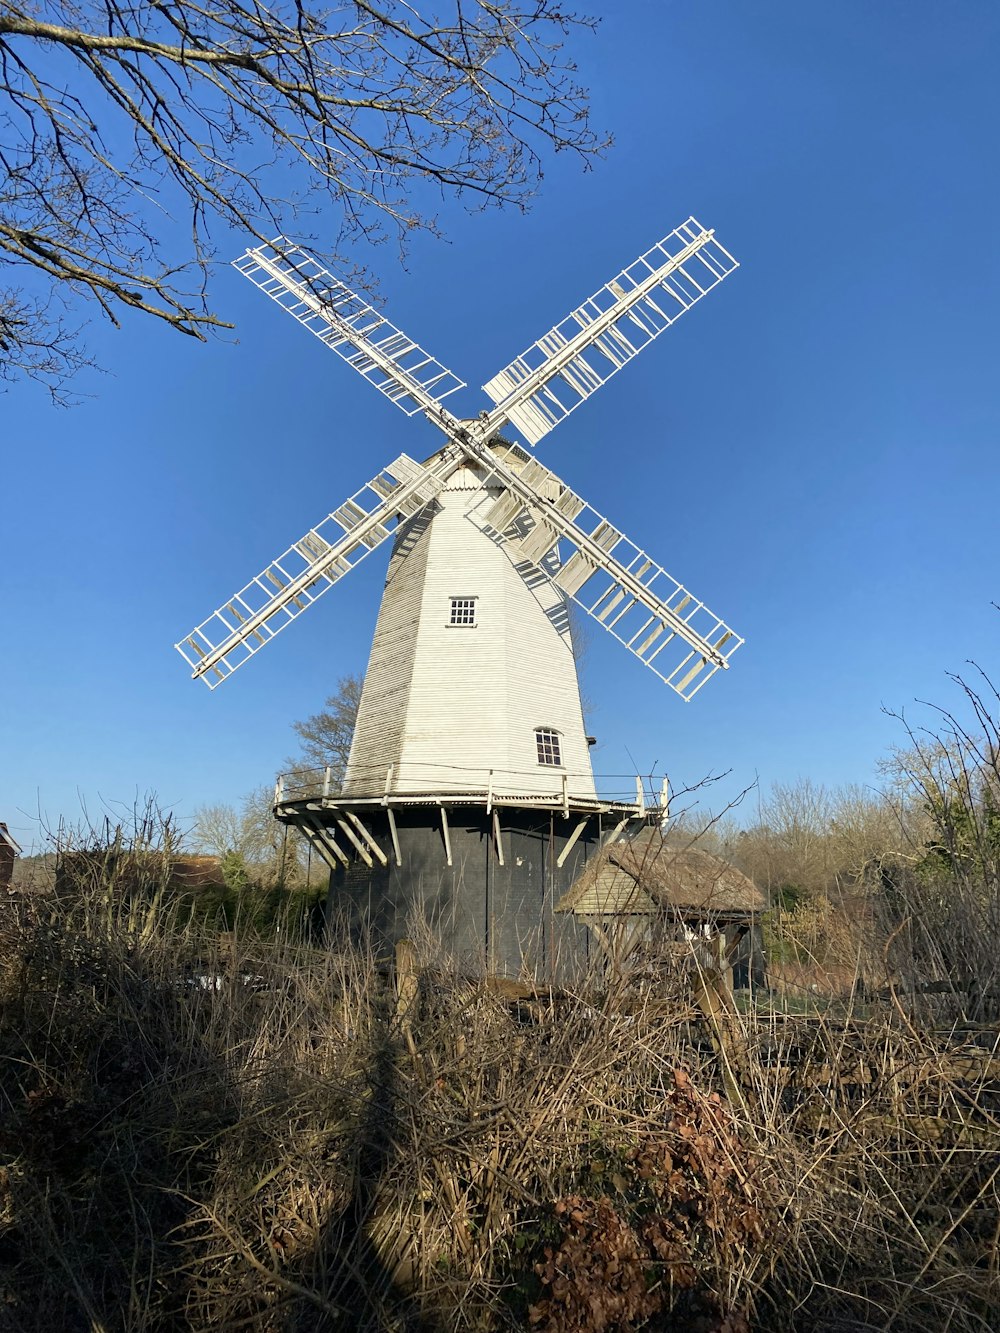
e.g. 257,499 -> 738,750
178,219 -> 742,977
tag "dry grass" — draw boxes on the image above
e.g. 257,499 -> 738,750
2,865 -> 999,1332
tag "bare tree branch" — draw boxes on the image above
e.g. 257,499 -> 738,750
285,672 -> 363,791
0,1 -> 606,400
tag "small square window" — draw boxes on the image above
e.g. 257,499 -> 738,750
449,597 -> 477,626
535,728 -> 562,766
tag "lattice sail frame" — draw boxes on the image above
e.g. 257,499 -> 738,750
177,451 -> 459,686
470,443 -> 742,700
233,240 -> 467,421
481,219 -> 738,445
179,219 -> 742,691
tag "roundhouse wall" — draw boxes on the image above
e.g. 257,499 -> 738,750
323,805 -> 612,981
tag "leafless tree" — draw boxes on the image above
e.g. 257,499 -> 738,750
286,671 -> 362,789
0,1 -> 605,399
728,778 -> 836,901
194,782 -> 309,884
876,659 -> 1000,1015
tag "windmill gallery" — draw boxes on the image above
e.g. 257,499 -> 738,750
177,220 -> 746,979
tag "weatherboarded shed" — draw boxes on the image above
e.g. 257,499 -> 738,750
556,827 -> 766,989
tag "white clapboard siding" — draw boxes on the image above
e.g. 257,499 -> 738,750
343,460 -> 597,801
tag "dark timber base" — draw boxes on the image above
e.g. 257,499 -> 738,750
279,800 -> 637,982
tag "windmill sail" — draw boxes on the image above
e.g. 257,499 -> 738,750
475,446 -> 742,700
177,452 -> 458,687
186,217 -> 742,703
233,240 -> 466,423
481,218 -> 738,446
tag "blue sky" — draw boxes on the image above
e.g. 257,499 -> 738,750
3,1 -> 999,850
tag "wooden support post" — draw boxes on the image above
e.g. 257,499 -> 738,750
345,810 -> 388,866
492,808 -> 504,866
394,938 -> 419,1035
556,816 -> 589,868
440,805 -> 453,867
335,817 -> 373,867
486,769 -> 493,816
689,953 -> 752,1115
600,813 -> 631,847
301,831 -> 341,872
304,816 -> 349,868
386,807 -> 402,867
562,773 -> 570,819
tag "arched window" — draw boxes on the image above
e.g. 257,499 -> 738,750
534,727 -> 562,767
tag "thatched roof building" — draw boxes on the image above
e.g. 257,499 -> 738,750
556,827 -> 766,990
556,827 -> 764,923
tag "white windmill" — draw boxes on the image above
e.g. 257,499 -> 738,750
177,218 -> 742,976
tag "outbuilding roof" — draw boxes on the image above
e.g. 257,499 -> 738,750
556,826 -> 764,919
0,823 -> 22,856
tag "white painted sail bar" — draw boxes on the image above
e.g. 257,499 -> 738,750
233,239 -> 466,422
482,219 -> 738,446
476,446 -> 742,700
176,452 -> 457,687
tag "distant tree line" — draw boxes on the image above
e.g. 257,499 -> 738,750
192,672 -> 362,896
